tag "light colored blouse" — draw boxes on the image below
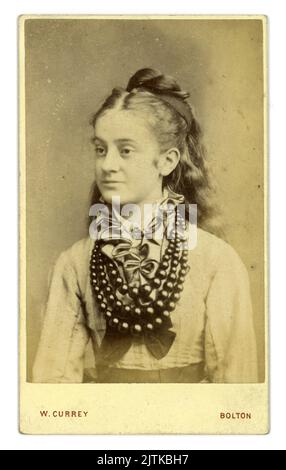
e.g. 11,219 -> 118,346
32,227 -> 258,383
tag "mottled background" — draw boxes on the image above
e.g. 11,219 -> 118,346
24,18 -> 265,381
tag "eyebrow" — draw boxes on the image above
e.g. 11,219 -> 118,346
92,136 -> 137,145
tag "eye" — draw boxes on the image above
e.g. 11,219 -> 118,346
95,145 -> 106,157
120,146 -> 133,157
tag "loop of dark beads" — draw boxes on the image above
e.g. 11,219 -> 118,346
89,209 -> 190,338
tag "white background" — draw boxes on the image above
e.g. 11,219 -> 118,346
0,0 -> 284,450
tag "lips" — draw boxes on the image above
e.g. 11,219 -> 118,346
101,181 -> 124,184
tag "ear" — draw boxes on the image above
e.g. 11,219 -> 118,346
158,148 -> 181,177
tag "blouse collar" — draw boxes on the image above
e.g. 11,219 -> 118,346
95,187 -> 184,244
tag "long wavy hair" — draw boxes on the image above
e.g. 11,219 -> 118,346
89,68 -> 222,236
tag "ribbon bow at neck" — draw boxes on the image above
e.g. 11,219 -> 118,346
112,242 -> 158,284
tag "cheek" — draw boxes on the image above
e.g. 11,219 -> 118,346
132,153 -> 159,174
94,160 -> 102,175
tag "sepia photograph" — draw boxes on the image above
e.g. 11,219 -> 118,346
20,15 -> 267,433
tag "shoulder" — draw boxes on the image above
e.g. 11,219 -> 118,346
53,236 -> 94,276
65,236 -> 94,261
190,227 -> 249,280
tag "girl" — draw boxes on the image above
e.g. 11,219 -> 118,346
32,68 -> 258,383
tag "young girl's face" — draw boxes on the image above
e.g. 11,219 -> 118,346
93,110 -> 165,206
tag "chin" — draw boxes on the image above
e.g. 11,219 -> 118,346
99,190 -> 113,204
99,189 -> 131,206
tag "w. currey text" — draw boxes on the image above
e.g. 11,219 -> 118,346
40,410 -> 88,418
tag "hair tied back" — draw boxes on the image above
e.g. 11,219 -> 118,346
126,68 -> 193,131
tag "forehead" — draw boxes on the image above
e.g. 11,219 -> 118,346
94,109 -> 157,143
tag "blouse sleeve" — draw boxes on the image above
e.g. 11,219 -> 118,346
32,250 -> 90,383
204,242 -> 258,383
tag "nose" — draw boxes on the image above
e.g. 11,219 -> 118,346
101,146 -> 120,173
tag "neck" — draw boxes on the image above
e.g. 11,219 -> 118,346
134,187 -> 165,227
99,186 -> 166,229
136,190 -> 164,212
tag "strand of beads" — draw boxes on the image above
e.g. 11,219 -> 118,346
151,212 -> 189,330
89,208 -> 190,338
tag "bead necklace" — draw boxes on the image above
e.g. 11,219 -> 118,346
89,208 -> 190,346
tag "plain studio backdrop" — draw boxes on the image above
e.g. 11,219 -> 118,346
24,18 -> 265,382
